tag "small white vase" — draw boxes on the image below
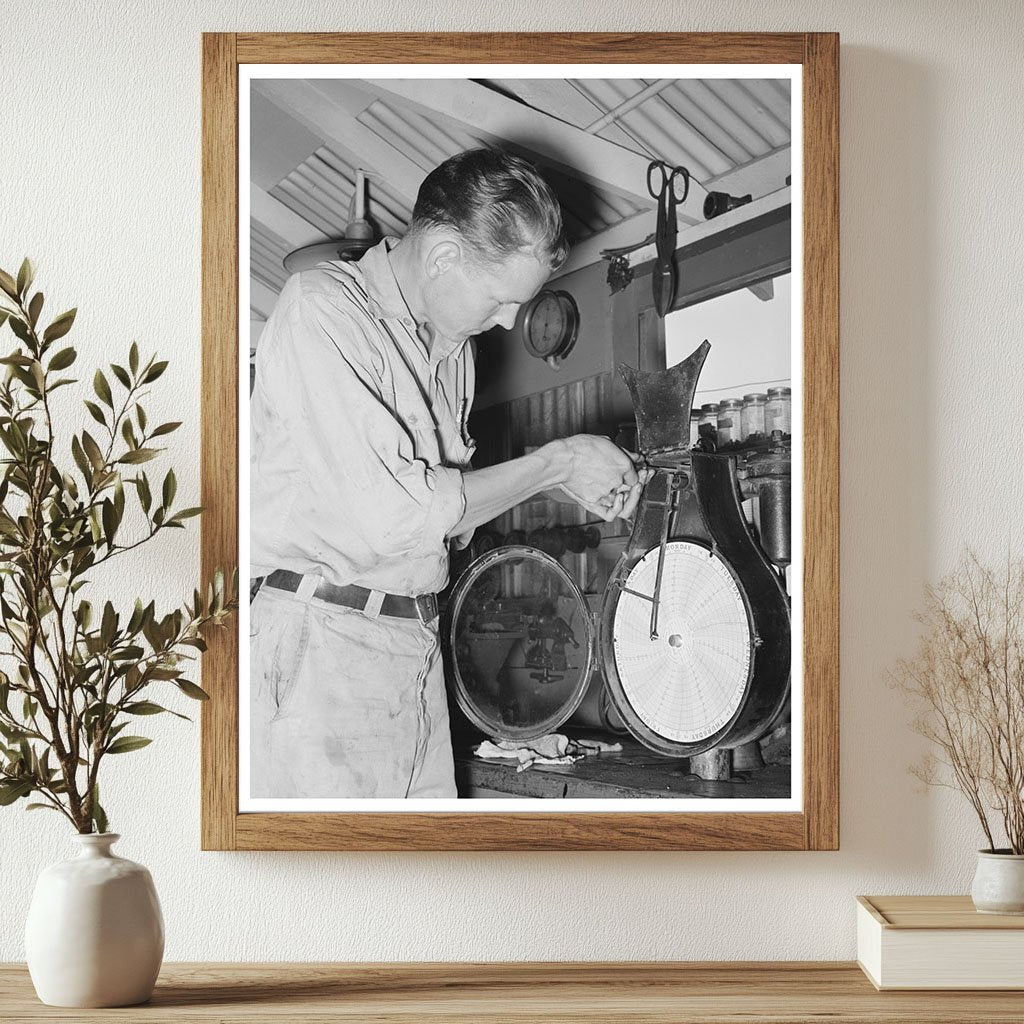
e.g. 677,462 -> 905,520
971,849 -> 1024,915
24,833 -> 164,1007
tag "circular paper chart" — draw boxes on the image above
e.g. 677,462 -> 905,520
611,540 -> 752,745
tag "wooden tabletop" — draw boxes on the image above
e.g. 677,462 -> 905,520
453,736 -> 791,799
3,962 -> 1024,1022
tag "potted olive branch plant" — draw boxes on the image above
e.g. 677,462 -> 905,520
894,551 -> 1024,914
0,258 -> 237,1007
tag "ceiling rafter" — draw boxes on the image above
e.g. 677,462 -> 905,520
358,78 -> 704,223
251,184 -> 327,249
706,147 -> 791,198
483,79 -> 637,151
254,79 -> 427,204
571,79 -> 726,180
556,183 -> 791,278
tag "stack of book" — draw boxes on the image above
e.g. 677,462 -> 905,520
857,895 -> 1024,990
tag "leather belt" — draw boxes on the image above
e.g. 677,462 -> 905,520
255,569 -> 438,624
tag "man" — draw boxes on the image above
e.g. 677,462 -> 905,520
249,148 -> 642,799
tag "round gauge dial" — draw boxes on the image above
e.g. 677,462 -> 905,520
516,289 -> 580,363
607,540 -> 752,751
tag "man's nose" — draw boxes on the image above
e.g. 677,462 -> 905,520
494,305 -> 519,331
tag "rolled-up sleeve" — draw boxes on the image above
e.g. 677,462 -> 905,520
250,274 -> 466,591
416,464 -> 466,555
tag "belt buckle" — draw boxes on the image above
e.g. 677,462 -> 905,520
414,593 -> 438,624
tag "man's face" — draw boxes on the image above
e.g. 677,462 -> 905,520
424,244 -> 552,342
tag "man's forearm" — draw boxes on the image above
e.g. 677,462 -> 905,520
450,444 -> 566,536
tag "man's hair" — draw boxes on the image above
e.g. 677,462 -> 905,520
409,147 -> 569,271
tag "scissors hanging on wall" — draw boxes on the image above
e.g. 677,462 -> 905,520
647,160 -> 690,317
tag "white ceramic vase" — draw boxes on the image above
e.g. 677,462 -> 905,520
24,833 -> 164,1007
970,849 -> 1024,915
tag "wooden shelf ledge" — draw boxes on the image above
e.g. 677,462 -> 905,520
2,962 -> 1022,1022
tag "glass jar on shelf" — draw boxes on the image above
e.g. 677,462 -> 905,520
741,393 -> 767,440
689,408 -> 701,447
717,399 -> 743,446
698,403 -> 720,447
766,386 -> 792,436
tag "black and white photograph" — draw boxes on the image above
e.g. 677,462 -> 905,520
241,64 -> 801,811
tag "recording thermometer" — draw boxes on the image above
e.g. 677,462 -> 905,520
598,344 -> 791,757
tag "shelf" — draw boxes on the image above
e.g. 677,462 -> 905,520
2,962 -> 1022,1022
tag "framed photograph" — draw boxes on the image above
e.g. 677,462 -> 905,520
201,32 -> 838,850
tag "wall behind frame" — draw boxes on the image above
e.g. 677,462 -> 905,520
4,0 -> 1024,966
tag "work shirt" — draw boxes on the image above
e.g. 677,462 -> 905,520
250,237 -> 476,597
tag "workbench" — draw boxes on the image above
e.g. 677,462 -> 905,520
454,735 -> 791,799
2,962 -> 1022,1022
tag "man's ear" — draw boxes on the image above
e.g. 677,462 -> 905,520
424,239 -> 462,280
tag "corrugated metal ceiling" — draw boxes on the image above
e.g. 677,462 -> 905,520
250,76 -> 791,318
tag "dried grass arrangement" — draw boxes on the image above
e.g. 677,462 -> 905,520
894,552 -> 1024,854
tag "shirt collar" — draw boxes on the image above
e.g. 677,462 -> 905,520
358,236 -> 467,367
359,236 -> 415,323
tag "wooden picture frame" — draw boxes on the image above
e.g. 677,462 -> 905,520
201,32 -> 839,851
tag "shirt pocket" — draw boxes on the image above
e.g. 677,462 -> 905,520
433,392 -> 475,470
444,431 -> 476,471
456,395 -> 477,464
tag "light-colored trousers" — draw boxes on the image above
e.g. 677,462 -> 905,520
249,584 -> 457,799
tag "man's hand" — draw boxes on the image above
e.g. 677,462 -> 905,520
451,440 -> 650,538
619,458 -> 655,521
561,480 -> 628,522
547,436 -> 648,523
569,468 -> 654,523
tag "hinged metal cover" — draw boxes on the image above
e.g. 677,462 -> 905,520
619,339 -> 710,456
445,545 -> 596,741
